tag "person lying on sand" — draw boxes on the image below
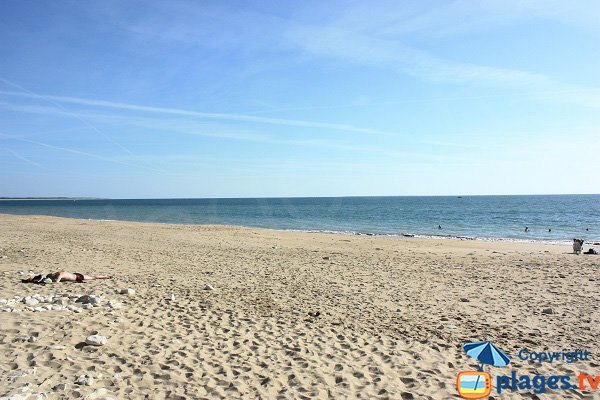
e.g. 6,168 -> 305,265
22,271 -> 112,284
47,271 -> 112,282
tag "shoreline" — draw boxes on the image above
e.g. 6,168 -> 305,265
0,212 -> 592,246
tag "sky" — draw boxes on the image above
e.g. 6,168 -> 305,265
0,0 -> 599,198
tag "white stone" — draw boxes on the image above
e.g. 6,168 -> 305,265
85,388 -> 109,400
0,394 -> 28,400
0,299 -> 8,305
82,304 -> 93,309
119,288 -> 135,296
107,301 -> 122,309
170,294 -> 176,301
24,298 -> 39,306
53,298 -> 69,306
75,374 -> 94,386
85,335 -> 107,346
203,284 -> 214,291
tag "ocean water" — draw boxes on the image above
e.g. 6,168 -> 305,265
0,195 -> 598,242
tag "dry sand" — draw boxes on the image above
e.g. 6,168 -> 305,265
0,214 -> 598,399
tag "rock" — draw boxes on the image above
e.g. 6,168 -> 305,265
76,295 -> 93,304
75,374 -> 94,386
53,298 -> 69,306
119,288 -> 135,296
542,308 -> 555,315
0,299 -> 7,305
82,304 -> 93,309
203,284 -> 214,291
459,298 -> 470,303
24,298 -> 39,306
169,294 -> 176,301
28,336 -> 38,343
322,256 -> 331,260
40,296 -> 53,303
33,307 -> 46,312
0,394 -> 29,400
85,335 -> 107,346
51,383 -> 67,392
85,388 -> 110,400
107,301 -> 122,309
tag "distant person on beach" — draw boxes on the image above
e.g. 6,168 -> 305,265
23,271 -> 112,284
548,228 -> 551,232
573,239 -> 584,255
525,226 -> 529,232
438,225 -> 442,229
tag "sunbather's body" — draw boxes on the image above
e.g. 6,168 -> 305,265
47,271 -> 112,283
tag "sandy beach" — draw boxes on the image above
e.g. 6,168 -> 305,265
0,213 -> 598,399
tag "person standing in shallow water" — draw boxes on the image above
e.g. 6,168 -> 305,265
525,226 -> 529,232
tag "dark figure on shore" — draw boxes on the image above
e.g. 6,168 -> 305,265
548,228 -> 551,232
525,226 -> 529,232
438,225 -> 442,230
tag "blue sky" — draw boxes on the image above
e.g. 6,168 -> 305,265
1,0 -> 599,198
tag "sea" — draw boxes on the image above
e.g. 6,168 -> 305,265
0,195 -> 598,243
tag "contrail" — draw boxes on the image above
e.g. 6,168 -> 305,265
0,132 -> 165,173
0,78 -> 167,173
0,88 -> 398,137
7,149 -> 45,169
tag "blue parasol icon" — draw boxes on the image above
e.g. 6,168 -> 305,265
464,341 -> 511,369
463,341 -> 510,394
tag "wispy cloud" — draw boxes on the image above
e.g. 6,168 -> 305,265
0,132 -> 165,173
0,97 -> 467,162
286,24 -> 548,87
7,149 -> 45,169
0,90 -> 400,137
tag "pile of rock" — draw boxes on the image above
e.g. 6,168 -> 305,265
0,292 -> 124,313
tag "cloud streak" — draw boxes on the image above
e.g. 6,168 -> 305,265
0,90 -> 399,137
